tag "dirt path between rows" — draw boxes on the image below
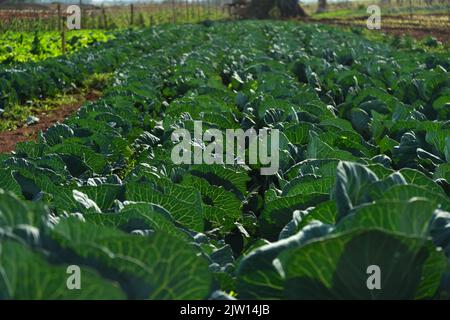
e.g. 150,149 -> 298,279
312,17 -> 450,42
1,18 -> 446,154
0,91 -> 101,154
374,25 -> 450,43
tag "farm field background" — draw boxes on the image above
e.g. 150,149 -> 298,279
0,1 -> 449,301
0,30 -> 113,64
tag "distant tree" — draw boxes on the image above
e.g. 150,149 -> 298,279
277,0 -> 306,17
317,0 -> 327,13
246,0 -> 307,19
0,0 -> 36,3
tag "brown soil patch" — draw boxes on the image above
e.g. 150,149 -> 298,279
305,12 -> 450,43
0,90 -> 101,154
319,20 -> 448,42
374,25 -> 450,42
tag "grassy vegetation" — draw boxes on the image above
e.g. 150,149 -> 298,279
359,27 -> 448,51
303,1 -> 449,44
0,30 -> 113,65
0,21 -> 449,300
311,8 -> 368,19
0,1 -> 447,133
304,0 -> 449,19
0,3 -> 228,32
0,73 -> 112,132
0,95 -> 76,132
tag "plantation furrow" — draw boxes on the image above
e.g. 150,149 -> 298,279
0,30 -> 114,65
0,21 -> 449,300
0,29 -> 168,111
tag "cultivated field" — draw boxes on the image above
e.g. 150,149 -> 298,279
0,0 -> 449,302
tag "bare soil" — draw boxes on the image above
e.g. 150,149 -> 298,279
374,25 -> 450,42
311,14 -> 450,42
0,91 -> 100,154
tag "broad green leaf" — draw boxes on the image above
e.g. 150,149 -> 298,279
428,209 -> 450,255
333,161 -> 379,221
380,185 -> 450,212
237,222 -> 333,299
279,229 -> 446,299
434,163 -> 450,181
52,188 -> 101,214
366,172 -> 407,199
0,240 -> 125,300
307,131 -> 357,161
400,168 -> 446,196
52,218 -> 211,299
84,202 -> 189,240
43,124 -> 74,147
284,159 -> 340,181
280,201 -> 337,238
282,175 -> 335,197
379,135 -> 399,154
284,122 -> 316,145
181,174 -> 242,231
426,129 -> 450,160
51,143 -> 107,174
337,198 -> 437,236
125,182 -> 204,232
78,184 -> 124,211
260,192 -> 329,241
0,170 -> 21,196
0,190 -> 46,228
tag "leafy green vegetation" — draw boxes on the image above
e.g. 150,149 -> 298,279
360,28 -> 448,54
0,30 -> 114,65
0,4 -> 228,32
0,29 -> 150,114
0,73 -> 112,132
307,2 -> 450,19
0,21 -> 449,300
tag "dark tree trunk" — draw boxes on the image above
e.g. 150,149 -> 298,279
246,0 -> 274,19
316,0 -> 327,13
247,0 -> 307,19
277,0 -> 303,17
